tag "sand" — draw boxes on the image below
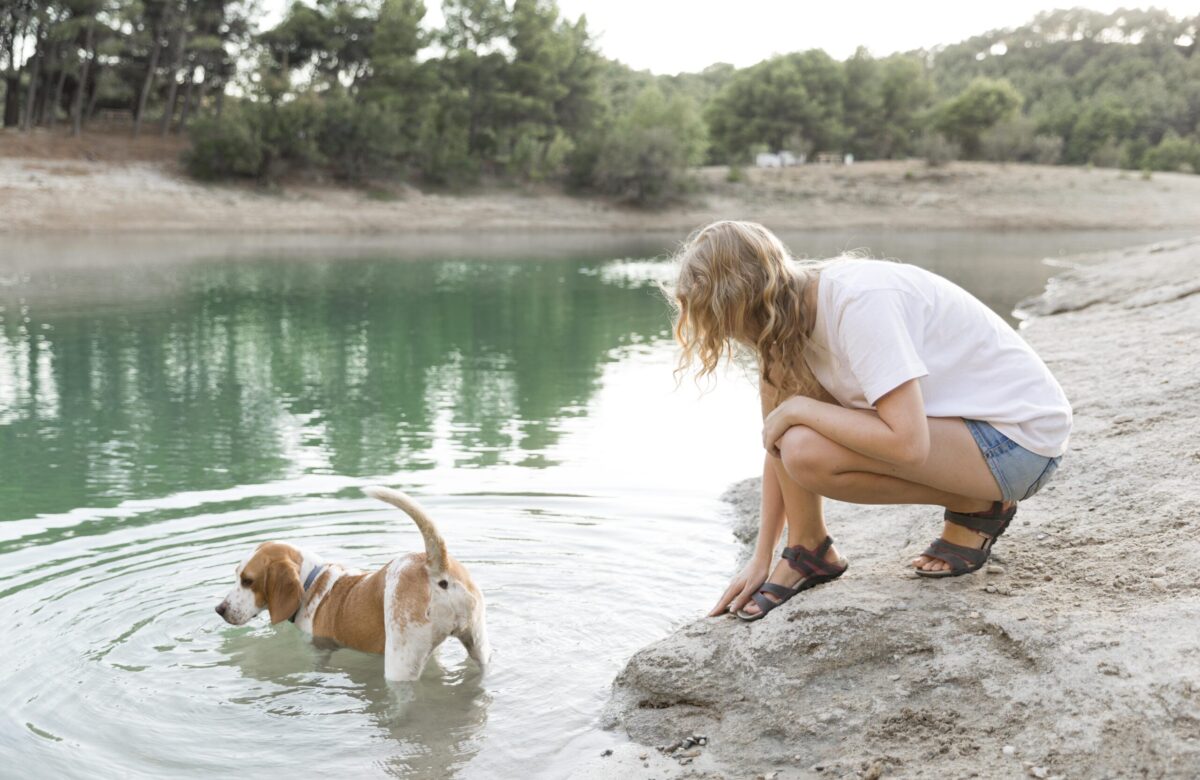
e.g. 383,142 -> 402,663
579,237 -> 1200,779
4,129 -> 1200,234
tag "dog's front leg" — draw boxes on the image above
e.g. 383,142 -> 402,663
384,624 -> 436,682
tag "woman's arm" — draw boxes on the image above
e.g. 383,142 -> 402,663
708,383 -> 791,617
707,453 -> 786,616
762,378 -> 931,466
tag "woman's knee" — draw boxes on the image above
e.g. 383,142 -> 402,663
777,425 -> 835,485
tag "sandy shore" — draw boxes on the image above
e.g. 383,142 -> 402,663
579,237 -> 1200,779
3,135 -> 1200,235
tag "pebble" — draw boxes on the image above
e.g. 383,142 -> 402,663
1002,745 -> 1016,757
638,753 -> 647,760
986,585 -> 998,593
1030,766 -> 1048,778
678,748 -> 701,759
1151,579 -> 1169,592
969,611 -> 980,618
1043,575 -> 1053,582
987,564 -> 1006,574
600,749 -> 612,758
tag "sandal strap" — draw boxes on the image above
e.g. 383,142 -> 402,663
944,502 -> 1017,537
758,581 -> 801,600
750,591 -> 784,617
922,537 -> 991,573
781,536 -> 843,577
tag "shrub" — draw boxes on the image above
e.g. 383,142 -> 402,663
914,131 -> 960,167
590,86 -> 708,206
1141,132 -> 1200,174
317,94 -> 403,182
1031,134 -> 1063,165
184,109 -> 265,180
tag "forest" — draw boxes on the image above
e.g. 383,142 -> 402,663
1,2 -> 1198,203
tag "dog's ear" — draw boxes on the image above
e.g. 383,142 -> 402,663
266,559 -> 302,624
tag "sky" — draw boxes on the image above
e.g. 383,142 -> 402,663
261,1 -> 1200,74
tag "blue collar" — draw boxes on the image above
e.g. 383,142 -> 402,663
303,564 -> 325,592
289,564 -> 326,623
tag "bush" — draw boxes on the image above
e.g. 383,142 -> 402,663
317,94 -> 403,182
590,86 -> 708,206
413,96 -> 476,186
185,109 -> 265,180
980,117 -> 1035,163
1031,134 -> 1063,165
1141,132 -> 1200,174
1089,139 -> 1123,169
914,131 -> 960,167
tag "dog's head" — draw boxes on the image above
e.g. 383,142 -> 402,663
215,542 -> 303,625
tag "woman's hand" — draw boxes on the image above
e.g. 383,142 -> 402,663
762,395 -> 813,457
708,552 -> 772,617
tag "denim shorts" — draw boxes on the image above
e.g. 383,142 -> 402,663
964,419 -> 1062,503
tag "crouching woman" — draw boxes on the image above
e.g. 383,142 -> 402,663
665,221 -> 1071,621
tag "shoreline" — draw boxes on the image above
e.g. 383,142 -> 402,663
581,236 -> 1200,779
3,155 -> 1200,236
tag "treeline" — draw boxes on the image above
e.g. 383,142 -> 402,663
1,4 -> 1198,203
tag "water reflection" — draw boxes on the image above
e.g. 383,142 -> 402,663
220,627 -> 489,778
0,257 -> 672,521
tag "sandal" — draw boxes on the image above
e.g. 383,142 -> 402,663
736,536 -> 848,622
914,501 -> 1017,579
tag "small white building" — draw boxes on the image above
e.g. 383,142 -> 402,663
756,152 -> 782,168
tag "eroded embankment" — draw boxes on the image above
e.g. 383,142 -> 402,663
590,237 -> 1200,780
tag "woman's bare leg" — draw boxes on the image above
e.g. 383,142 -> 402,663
773,417 -> 1005,573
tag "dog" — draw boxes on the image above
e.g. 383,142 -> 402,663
215,486 -> 490,681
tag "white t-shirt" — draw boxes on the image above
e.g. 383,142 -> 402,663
803,259 -> 1071,457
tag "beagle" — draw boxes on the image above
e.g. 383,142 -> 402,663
215,487 -> 490,681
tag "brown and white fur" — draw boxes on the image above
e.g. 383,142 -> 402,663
215,486 -> 490,681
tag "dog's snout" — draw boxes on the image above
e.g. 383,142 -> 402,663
215,602 -> 227,617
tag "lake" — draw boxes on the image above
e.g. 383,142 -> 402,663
0,228 -> 1181,778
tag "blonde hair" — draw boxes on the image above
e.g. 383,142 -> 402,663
665,220 -> 823,402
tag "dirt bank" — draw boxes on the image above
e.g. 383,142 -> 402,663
3,128 -> 1200,234
586,237 -> 1200,779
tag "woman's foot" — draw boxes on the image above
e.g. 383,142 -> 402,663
738,540 -> 844,617
911,501 -> 1015,573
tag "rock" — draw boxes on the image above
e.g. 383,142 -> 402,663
1003,746 -> 1016,757
987,565 -> 1006,574
986,585 -> 998,593
1030,767 -> 1048,779
600,749 -> 612,758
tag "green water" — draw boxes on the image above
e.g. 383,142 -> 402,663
0,252 -> 672,522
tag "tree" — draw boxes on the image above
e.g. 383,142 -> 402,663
591,85 -> 707,205
934,77 -> 1022,157
706,51 -> 846,162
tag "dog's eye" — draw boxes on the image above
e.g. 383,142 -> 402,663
438,579 -> 448,589
241,577 -> 252,587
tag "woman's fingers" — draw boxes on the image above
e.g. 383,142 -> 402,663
708,579 -> 744,617
729,581 -> 759,614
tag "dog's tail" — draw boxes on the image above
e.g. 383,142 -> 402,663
362,486 -> 448,575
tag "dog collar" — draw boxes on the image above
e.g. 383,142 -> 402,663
289,564 -> 326,623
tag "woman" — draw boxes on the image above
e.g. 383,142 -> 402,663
667,221 -> 1071,621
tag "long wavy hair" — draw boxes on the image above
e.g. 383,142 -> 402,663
664,220 -> 823,402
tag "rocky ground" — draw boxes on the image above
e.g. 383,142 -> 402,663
4,128 -> 1200,234
584,237 -> 1200,779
